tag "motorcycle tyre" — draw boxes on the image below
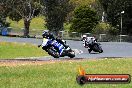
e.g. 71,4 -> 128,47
93,44 -> 103,53
68,50 -> 75,58
47,48 -> 60,58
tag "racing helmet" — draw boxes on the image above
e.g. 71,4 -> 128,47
82,35 -> 87,38
82,35 -> 87,40
42,30 -> 49,38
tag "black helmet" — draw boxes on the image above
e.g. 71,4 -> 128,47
42,31 -> 49,38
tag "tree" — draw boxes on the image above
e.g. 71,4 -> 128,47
93,22 -> 119,35
70,0 -> 95,6
70,5 -> 99,33
99,0 -> 132,35
67,0 -> 98,22
65,0 -> 103,32
90,0 -> 104,22
7,0 -> 43,37
0,0 -> 10,27
43,0 -> 72,35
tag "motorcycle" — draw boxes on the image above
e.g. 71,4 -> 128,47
40,38 -> 75,58
92,42 -> 103,53
85,41 -> 103,53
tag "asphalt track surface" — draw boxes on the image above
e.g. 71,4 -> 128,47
0,36 -> 132,60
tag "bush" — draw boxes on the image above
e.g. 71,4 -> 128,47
93,22 -> 119,35
70,5 -> 99,33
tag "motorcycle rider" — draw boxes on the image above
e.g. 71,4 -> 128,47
82,35 -> 88,48
82,35 -> 97,53
38,31 -> 69,51
87,37 -> 97,53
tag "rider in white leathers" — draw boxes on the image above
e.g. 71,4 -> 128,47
82,35 -> 97,53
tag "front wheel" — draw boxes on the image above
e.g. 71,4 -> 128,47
68,50 -> 75,58
99,49 -> 103,53
97,45 -> 103,53
93,43 -> 103,53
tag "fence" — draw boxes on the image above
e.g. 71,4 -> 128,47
61,32 -> 132,42
2,28 -> 132,42
98,34 -> 132,42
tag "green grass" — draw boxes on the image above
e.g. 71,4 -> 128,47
7,16 -> 71,31
0,42 -> 48,59
7,16 -> 46,30
6,16 -> 73,37
0,58 -> 132,88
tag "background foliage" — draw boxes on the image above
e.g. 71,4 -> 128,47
0,0 -> 132,35
70,5 -> 99,33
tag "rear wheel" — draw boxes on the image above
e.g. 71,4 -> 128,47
47,48 -> 60,58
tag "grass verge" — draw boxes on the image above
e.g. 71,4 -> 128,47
0,42 -> 48,59
0,58 -> 132,88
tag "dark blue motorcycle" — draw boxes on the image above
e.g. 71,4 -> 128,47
39,38 -> 75,58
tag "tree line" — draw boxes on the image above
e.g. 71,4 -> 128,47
0,0 -> 132,37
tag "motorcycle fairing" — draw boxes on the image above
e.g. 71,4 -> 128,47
50,40 -> 64,55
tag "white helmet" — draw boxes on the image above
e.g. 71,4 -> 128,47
82,35 -> 87,38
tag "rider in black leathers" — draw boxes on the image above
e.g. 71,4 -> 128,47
38,31 -> 68,50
